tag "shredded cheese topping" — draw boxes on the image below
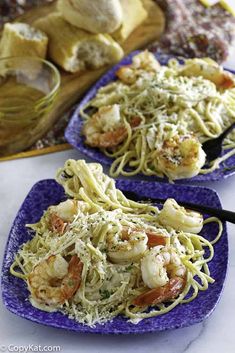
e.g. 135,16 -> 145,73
10,160 -> 223,327
81,53 -> 235,181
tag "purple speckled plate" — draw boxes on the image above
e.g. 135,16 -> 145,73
65,51 -> 235,183
1,179 -> 228,334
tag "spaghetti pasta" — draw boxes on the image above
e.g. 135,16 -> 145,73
10,160 -> 222,326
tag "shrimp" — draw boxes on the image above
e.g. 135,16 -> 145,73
83,104 -> 141,148
158,198 -> 203,234
133,246 -> 186,306
116,51 -> 160,85
50,200 -> 79,221
133,277 -> 186,306
180,58 -> 234,89
48,199 -> 90,234
156,134 -> 206,180
49,214 -> 67,234
28,254 -> 83,306
49,200 -> 81,234
107,227 -> 168,264
107,228 -> 148,264
83,104 -> 126,148
146,232 -> 168,247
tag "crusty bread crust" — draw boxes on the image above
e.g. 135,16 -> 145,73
112,0 -> 148,42
35,13 -> 124,73
57,0 -> 123,34
0,23 -> 48,59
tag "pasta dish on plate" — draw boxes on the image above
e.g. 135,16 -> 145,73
81,51 -> 235,181
11,159 -> 222,327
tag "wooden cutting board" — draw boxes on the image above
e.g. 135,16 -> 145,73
0,0 -> 165,160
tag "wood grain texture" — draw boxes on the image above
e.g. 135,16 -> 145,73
0,0 -> 165,156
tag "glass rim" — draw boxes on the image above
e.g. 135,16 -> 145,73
0,56 -> 61,103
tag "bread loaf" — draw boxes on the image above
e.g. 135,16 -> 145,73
35,14 -> 124,73
112,0 -> 148,42
0,23 -> 48,59
57,0 -> 123,34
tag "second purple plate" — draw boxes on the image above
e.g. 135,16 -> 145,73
65,51 -> 235,183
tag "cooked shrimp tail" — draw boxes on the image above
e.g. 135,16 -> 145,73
146,231 -> 167,247
133,276 -> 186,306
61,255 -> 83,300
49,213 -> 67,234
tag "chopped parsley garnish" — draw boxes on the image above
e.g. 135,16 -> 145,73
100,289 -> 111,299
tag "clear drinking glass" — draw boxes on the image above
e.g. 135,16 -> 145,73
0,56 -> 60,156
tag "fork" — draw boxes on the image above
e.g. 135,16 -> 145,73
202,122 -> 235,162
122,190 -> 235,224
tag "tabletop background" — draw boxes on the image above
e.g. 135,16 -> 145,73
1,27 -> 235,353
